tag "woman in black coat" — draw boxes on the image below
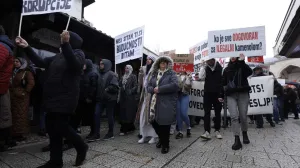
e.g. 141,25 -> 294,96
119,65 -> 138,135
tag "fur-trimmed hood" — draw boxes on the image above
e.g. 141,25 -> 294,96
150,56 -> 174,73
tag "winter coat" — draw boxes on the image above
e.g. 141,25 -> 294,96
95,59 -> 119,102
23,31 -> 85,114
0,35 -> 15,94
221,60 -> 252,98
147,56 -> 179,125
119,74 -> 138,123
200,61 -> 223,93
79,59 -> 98,102
10,58 -> 35,135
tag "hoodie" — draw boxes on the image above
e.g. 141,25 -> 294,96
79,59 -> 98,101
0,35 -> 15,94
23,31 -> 85,114
96,59 -> 119,102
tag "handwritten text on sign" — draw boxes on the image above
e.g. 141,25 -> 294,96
190,40 -> 208,65
207,26 -> 266,58
22,0 -> 73,15
188,76 -> 273,116
115,26 -> 144,64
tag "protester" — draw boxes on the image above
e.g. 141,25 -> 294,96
284,86 -> 299,119
88,59 -> 119,142
10,57 -> 35,141
251,66 -> 276,128
119,65 -> 138,135
16,30 -> 88,167
0,25 -> 16,152
137,56 -> 158,144
147,56 -> 179,154
199,58 -> 223,140
219,53 -> 252,150
71,59 -> 98,137
176,72 -> 193,139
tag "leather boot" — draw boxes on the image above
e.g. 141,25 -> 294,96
242,131 -> 250,144
232,136 -> 242,150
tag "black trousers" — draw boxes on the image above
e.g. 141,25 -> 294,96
203,92 -> 222,133
284,100 -> 298,118
255,114 -> 273,127
152,121 -> 171,148
120,123 -> 135,133
46,113 -> 86,164
70,101 -> 95,135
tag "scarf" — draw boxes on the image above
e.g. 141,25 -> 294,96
149,69 -> 166,121
122,65 -> 133,89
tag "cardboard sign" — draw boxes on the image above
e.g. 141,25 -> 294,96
22,0 -> 74,15
115,26 -> 145,64
208,26 -> 266,58
159,50 -> 176,56
171,54 -> 194,64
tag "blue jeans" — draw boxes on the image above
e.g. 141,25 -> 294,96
94,101 -> 116,135
176,94 -> 190,131
273,97 -> 280,122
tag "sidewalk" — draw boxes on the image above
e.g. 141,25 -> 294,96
1,119 -> 300,168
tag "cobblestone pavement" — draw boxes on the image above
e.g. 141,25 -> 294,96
1,119 -> 300,168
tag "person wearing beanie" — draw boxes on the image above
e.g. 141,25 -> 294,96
15,31 -> 88,168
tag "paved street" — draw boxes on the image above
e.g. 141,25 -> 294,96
1,119 -> 300,168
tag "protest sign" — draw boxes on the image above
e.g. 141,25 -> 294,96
159,50 -> 176,57
171,54 -> 194,72
248,76 -> 274,115
22,0 -> 74,15
190,40 -> 209,65
208,26 -> 266,58
247,56 -> 264,63
115,26 -> 145,64
187,76 -> 274,116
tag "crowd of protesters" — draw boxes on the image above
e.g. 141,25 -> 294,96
1,25 -> 300,167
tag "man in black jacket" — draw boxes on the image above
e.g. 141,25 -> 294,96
16,31 -> 88,168
88,59 -> 119,142
199,59 -> 223,140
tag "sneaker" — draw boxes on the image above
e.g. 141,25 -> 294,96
270,122 -> 275,127
119,132 -> 125,136
275,121 -> 283,125
87,135 -> 100,142
175,132 -> 184,139
215,131 -> 222,139
170,129 -> 175,135
200,131 -> 211,140
148,137 -> 156,144
103,133 -> 114,141
249,120 -> 254,124
138,138 -> 145,144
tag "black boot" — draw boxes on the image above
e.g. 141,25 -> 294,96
232,136 -> 242,150
75,144 -> 89,166
242,131 -> 250,144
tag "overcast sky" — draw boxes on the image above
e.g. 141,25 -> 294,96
85,0 -> 291,57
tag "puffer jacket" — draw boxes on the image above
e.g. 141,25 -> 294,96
0,35 -> 15,94
23,31 -> 85,113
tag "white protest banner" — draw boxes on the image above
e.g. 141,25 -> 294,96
188,81 -> 205,116
115,26 -> 144,64
22,0 -> 74,16
189,40 -> 209,65
248,76 -> 274,115
187,76 -> 274,116
208,26 -> 266,59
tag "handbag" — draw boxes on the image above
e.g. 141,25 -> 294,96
226,69 -> 241,90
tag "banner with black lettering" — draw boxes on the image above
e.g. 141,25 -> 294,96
115,26 -> 145,64
22,0 -> 74,16
248,76 -> 274,115
188,76 -> 274,116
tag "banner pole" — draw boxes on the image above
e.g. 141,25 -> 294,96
65,15 -> 71,30
18,15 -> 23,36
